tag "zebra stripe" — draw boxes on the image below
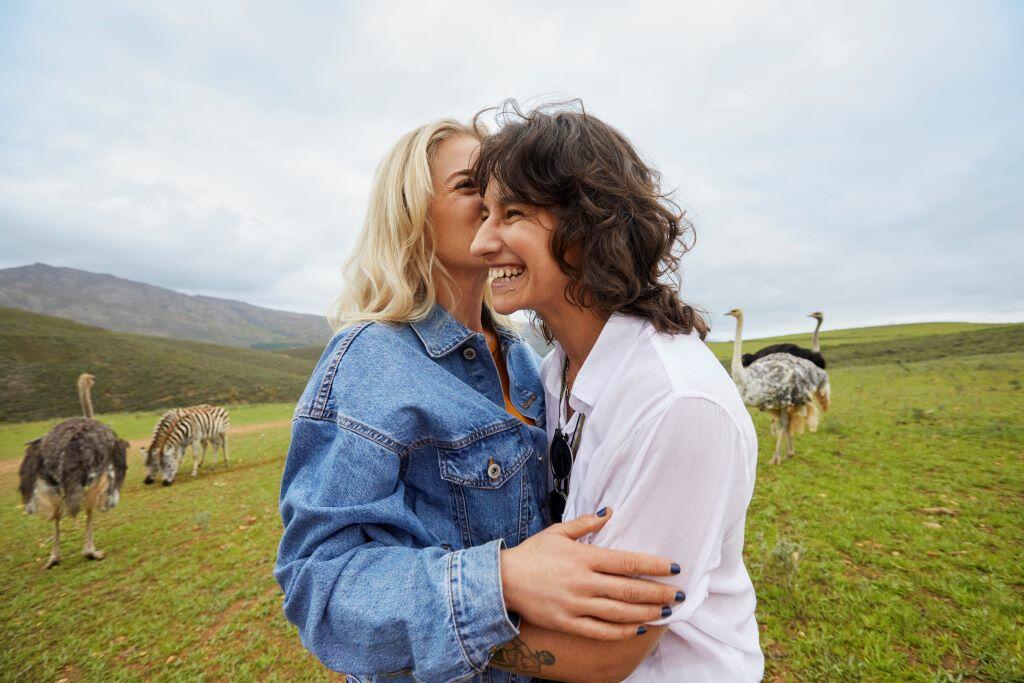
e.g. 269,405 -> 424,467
145,405 -> 230,484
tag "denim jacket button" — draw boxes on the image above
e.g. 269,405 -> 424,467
441,543 -> 454,551
487,462 -> 502,480
462,347 -> 477,360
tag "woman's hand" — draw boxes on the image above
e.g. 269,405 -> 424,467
500,508 -> 683,641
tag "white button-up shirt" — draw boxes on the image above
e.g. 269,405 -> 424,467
541,314 -> 764,682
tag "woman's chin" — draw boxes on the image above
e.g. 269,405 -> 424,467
489,288 -> 526,315
490,296 -> 521,315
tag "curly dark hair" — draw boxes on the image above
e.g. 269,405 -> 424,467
471,99 -> 708,342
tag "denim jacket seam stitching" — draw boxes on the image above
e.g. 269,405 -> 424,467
311,322 -> 373,419
447,550 -> 485,674
387,419 -> 523,459
335,416 -> 406,456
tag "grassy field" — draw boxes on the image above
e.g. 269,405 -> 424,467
0,307 -> 315,423
0,324 -> 1021,680
0,403 -> 295,461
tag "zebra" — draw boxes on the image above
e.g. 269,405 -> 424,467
142,405 -> 230,485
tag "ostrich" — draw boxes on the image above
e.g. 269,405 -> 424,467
725,309 -> 831,464
742,311 -> 826,369
77,373 -> 95,418
18,374 -> 128,568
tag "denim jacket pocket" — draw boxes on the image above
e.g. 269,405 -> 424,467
438,423 -> 534,548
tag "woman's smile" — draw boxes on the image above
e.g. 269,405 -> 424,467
488,264 -> 527,292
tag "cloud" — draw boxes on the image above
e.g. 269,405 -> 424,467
0,0 -> 1021,337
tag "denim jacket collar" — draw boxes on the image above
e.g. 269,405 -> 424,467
411,303 -> 521,358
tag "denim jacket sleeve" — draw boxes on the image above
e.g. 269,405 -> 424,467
273,415 -> 520,681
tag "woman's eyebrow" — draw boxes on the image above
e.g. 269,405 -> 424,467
445,169 -> 471,184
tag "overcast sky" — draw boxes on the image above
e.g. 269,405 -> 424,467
1,1 -> 1021,340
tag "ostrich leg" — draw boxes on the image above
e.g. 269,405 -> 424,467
44,517 -> 61,569
771,411 -> 790,465
786,428 -> 796,460
82,507 -> 105,560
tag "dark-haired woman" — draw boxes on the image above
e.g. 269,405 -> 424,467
471,104 -> 764,682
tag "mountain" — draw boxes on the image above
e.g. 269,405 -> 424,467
0,306 -> 316,422
0,263 -> 331,349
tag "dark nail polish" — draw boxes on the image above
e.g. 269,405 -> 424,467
597,507 -> 608,517
670,563 -> 681,574
636,626 -> 647,635
661,605 -> 672,618
675,591 -> 686,602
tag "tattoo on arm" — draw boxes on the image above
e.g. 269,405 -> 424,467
490,637 -> 556,674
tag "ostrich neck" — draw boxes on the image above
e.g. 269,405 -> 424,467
812,318 -> 822,353
80,383 -> 94,419
731,316 -> 745,378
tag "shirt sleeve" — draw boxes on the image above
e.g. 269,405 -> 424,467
273,416 -> 519,681
583,395 -> 755,625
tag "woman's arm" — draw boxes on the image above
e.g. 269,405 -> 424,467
275,416 -> 511,681
490,623 -> 669,683
490,396 -> 751,682
275,416 -> 687,680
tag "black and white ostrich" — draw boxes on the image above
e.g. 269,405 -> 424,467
742,311 -> 826,369
18,374 -> 128,569
725,310 -> 830,464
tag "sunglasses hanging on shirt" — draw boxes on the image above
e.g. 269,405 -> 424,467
547,357 -> 586,523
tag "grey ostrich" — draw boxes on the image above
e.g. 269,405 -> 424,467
725,309 -> 831,464
742,312 -> 827,369
18,374 -> 128,569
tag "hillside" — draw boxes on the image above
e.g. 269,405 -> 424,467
0,263 -> 331,349
0,307 -> 316,422
707,321 -> 1023,367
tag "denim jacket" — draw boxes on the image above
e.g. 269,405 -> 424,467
274,304 -> 549,682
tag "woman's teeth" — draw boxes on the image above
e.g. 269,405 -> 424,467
489,266 -> 525,283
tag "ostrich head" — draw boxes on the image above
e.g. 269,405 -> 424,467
78,373 -> 95,388
807,311 -> 824,321
724,308 -> 743,320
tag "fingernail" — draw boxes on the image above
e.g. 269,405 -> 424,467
670,563 -> 681,574
661,605 -> 672,618
636,626 -> 647,635
597,507 -> 608,517
675,591 -> 686,602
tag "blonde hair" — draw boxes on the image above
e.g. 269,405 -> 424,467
330,118 -> 513,332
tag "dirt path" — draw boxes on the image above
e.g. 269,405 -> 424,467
0,420 -> 292,478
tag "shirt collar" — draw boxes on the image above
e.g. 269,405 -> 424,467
410,304 -> 477,358
410,303 -> 522,358
552,314 -> 648,413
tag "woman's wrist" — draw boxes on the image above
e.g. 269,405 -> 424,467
499,545 -> 522,613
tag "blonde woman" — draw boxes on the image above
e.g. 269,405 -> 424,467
274,120 -> 686,682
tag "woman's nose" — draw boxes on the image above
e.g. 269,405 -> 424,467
470,215 -> 498,258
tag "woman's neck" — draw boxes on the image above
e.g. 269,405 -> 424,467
434,269 -> 488,333
540,300 -> 609,381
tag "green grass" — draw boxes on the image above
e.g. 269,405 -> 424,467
273,346 -> 326,363
0,428 -> 330,682
1,324 -> 1021,680
0,403 -> 295,462
745,350 -> 1023,680
0,307 -> 317,423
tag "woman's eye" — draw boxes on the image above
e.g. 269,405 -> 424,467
505,209 -> 522,220
454,179 -> 476,191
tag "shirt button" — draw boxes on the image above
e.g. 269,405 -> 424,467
487,462 -> 502,480
462,347 -> 477,360
441,543 -> 454,551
